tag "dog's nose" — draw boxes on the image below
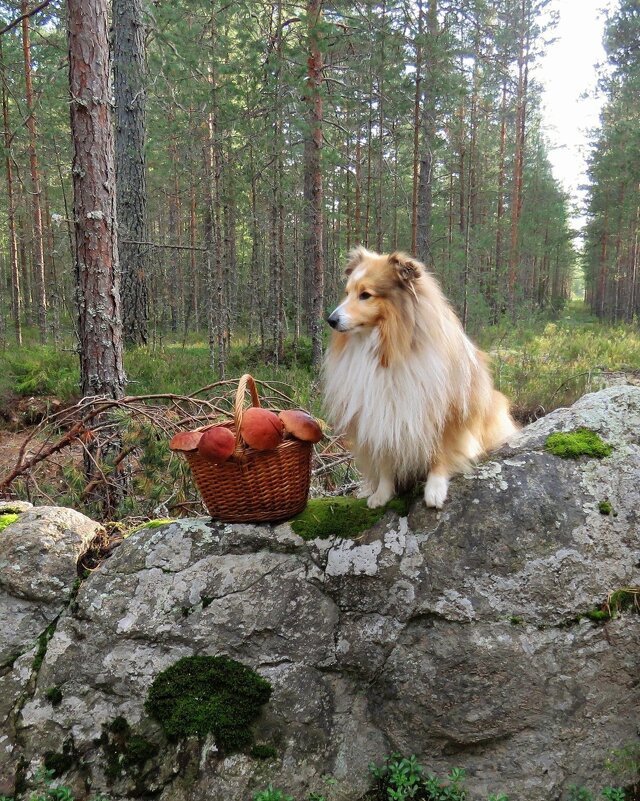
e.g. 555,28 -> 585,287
327,312 -> 339,329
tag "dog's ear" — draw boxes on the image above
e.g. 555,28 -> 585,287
389,251 -> 423,283
345,245 -> 369,275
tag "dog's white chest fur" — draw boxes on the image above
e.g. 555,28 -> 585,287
323,329 -> 470,481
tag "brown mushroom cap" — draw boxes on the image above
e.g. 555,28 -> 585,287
197,426 -> 236,464
169,430 -> 203,452
240,407 -> 283,450
278,409 -> 323,443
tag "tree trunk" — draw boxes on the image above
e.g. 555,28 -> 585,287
68,0 -> 126,399
1,39 -> 22,345
21,0 -> 47,342
303,0 -> 325,368
508,0 -> 530,317
417,0 -> 437,265
114,0 -> 148,347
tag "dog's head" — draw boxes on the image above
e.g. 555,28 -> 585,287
326,247 -> 427,367
327,246 -> 424,334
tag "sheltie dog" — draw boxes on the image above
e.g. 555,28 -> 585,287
323,246 -> 517,510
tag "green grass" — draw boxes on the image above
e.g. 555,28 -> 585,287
1,303 -> 637,421
477,302 -> 640,415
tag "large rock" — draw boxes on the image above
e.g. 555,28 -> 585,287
0,506 -> 102,794
1,386 -> 639,801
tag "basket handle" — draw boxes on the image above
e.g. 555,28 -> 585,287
233,374 -> 261,446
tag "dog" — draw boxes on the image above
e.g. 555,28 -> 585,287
323,246 -> 518,509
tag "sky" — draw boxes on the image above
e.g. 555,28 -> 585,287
536,0 -> 616,227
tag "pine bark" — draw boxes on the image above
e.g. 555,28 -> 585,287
303,0 -> 325,368
508,0 -> 530,316
114,0 -> 148,346
1,39 -> 21,345
21,1 -> 47,342
68,0 -> 126,399
416,0 -> 438,265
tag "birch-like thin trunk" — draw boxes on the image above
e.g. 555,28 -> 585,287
21,1 -> 47,342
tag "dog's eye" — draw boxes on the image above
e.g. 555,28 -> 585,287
359,291 -> 372,300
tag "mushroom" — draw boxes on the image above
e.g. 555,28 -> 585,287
169,430 -> 203,452
197,425 -> 236,464
240,407 -> 283,450
278,409 -> 323,443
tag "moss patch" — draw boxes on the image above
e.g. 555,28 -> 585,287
290,493 -> 413,541
45,686 -> 63,706
145,655 -> 272,752
0,513 -> 19,532
544,427 -> 612,459
43,740 -> 76,778
125,518 -> 174,537
99,717 -> 158,782
586,588 -> 639,623
598,500 -> 613,515
32,620 -> 58,673
250,743 -> 278,760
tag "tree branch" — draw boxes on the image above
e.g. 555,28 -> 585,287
0,0 -> 54,37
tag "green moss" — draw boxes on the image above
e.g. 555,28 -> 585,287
99,717 -> 158,782
586,609 -> 610,622
585,589 -> 639,623
598,500 -> 613,515
43,741 -> 76,778
145,655 -> 272,752
544,428 -> 612,459
125,518 -> 174,537
45,686 -> 63,706
250,743 -> 278,760
32,620 -> 58,673
509,616 -> 524,625
290,493 -> 413,541
0,513 -> 19,532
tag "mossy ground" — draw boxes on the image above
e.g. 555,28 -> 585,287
145,655 -> 272,752
544,428 -> 612,459
290,493 -> 414,541
0,513 -> 19,532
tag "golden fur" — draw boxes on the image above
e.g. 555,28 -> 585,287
323,246 -> 518,509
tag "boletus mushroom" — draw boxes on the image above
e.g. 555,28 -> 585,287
278,409 -> 323,443
169,430 -> 203,452
197,425 -> 236,464
240,407 -> 283,450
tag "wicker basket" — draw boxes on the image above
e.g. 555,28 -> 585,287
184,374 -> 312,523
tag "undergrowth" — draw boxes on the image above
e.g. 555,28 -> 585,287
2,304 -> 638,421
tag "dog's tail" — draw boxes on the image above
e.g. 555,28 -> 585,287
481,389 -> 519,452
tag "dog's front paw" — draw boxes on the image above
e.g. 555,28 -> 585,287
367,488 -> 393,509
356,482 -> 373,499
424,474 -> 449,509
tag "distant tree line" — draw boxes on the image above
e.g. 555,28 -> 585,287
584,0 -> 640,324
0,0 -> 577,374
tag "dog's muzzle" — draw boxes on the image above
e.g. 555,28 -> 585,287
327,310 -> 340,329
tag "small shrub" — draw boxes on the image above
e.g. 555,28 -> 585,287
253,787 -> 293,801
568,786 -> 593,801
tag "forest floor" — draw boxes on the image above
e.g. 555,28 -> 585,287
0,301 -> 639,520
